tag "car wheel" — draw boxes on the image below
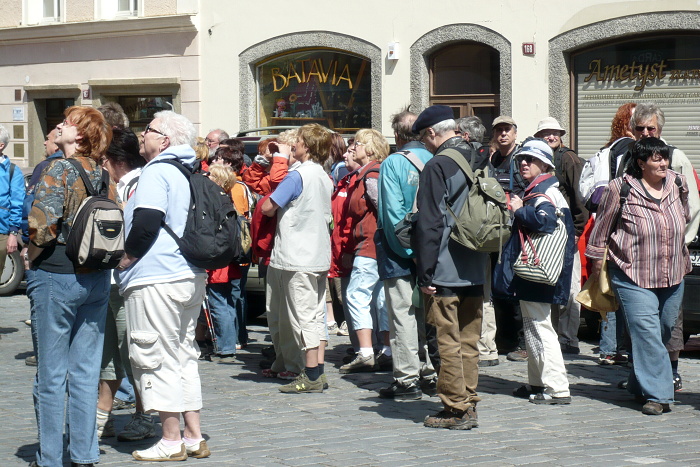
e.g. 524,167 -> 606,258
0,250 -> 24,295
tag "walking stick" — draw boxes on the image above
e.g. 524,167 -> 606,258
201,295 -> 219,355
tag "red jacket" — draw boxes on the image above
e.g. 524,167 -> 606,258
242,156 -> 289,196
251,192 -> 276,265
329,169 -> 358,278
345,161 -> 381,259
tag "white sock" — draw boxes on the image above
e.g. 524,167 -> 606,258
359,347 -> 374,357
161,437 -> 183,447
183,436 -> 204,447
96,408 -> 109,426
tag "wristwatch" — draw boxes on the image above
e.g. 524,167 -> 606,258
9,231 -> 18,236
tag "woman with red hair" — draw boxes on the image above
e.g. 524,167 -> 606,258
28,106 -> 117,466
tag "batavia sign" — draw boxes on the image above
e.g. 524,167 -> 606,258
269,59 -> 355,92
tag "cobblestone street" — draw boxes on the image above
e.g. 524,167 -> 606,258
3,291 -> 700,466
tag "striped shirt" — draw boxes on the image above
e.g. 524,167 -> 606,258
585,171 -> 691,289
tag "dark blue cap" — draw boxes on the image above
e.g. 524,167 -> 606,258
412,105 -> 454,134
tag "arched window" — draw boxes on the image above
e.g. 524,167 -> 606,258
429,42 -> 500,137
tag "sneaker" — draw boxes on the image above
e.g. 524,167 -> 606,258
321,373 -> 329,390
424,406 -> 478,430
375,351 -> 393,371
642,400 -> 670,415
674,374 -> 682,392
279,371 -> 324,393
339,353 -> 376,374
112,397 -> 135,411
259,359 -> 274,369
25,355 -> 37,366
132,440 -> 187,461
561,343 -> 580,355
24,319 -> 32,326
98,415 -> 115,438
507,348 -> 528,362
277,370 -> 299,380
185,439 -> 211,459
261,345 -> 276,359
342,352 -> 357,364
327,322 -> 339,333
420,378 -> 438,397
513,384 -> 545,399
337,321 -> 350,336
598,354 -> 628,365
529,393 -> 571,405
478,359 -> 499,367
261,369 -> 278,378
216,354 -> 238,364
379,381 -> 422,400
118,412 -> 156,442
617,379 -> 628,390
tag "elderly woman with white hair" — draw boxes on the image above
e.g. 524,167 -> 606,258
116,111 -> 210,461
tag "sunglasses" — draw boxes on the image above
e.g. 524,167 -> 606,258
144,124 -> 166,137
519,155 -> 536,164
635,125 -> 657,133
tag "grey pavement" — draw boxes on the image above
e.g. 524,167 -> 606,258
3,291 -> 700,466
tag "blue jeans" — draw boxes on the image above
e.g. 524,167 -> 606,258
29,268 -> 110,466
207,282 -> 238,355
599,310 -> 625,356
237,264 -> 250,345
610,267 -> 681,404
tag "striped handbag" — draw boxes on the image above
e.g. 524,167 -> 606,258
513,193 -> 568,286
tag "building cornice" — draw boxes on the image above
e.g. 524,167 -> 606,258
0,14 -> 197,45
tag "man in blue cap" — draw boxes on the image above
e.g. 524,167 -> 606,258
413,105 -> 488,430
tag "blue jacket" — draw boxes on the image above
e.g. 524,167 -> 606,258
493,174 -> 575,305
0,155 -> 25,235
377,141 -> 433,259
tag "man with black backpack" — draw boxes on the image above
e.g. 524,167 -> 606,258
413,105 -> 488,430
117,111 -> 210,461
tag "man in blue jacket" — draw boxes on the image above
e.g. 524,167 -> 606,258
376,108 -> 437,401
0,124 -> 25,274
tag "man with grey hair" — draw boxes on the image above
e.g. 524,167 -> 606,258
376,107 -> 437,400
413,105 -> 488,430
457,116 -> 486,145
117,111 -> 210,461
0,124 -> 24,276
205,128 -> 229,158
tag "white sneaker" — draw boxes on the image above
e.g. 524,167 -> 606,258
132,440 -> 187,461
185,439 -> 211,458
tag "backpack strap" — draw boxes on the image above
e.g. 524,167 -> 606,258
396,150 -> 425,172
8,163 -> 15,183
151,159 -> 192,245
124,176 -> 140,201
441,147 -> 476,184
66,158 -> 107,197
609,179 -> 631,236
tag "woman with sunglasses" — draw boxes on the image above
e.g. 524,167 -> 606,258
27,106 -> 117,466
494,138 -> 575,405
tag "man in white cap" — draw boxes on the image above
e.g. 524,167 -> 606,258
413,105 -> 487,430
534,117 -> 589,356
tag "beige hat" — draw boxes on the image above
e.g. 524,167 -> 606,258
492,116 -> 516,128
534,117 -> 566,137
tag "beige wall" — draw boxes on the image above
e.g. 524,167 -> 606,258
66,0 -> 94,23
198,0 -> 700,137
0,0 -> 22,28
146,0 -> 177,16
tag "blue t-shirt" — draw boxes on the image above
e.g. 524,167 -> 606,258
270,170 -> 303,209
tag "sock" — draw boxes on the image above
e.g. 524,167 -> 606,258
96,408 -> 109,427
382,345 -> 392,357
359,347 -> 373,357
306,365 -> 320,381
183,436 -> 204,447
318,363 -> 325,374
328,320 -> 337,326
161,437 -> 183,447
671,359 -> 679,376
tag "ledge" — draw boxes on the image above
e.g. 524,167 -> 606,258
0,14 -> 196,45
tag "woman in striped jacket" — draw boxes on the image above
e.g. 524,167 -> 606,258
586,137 -> 691,416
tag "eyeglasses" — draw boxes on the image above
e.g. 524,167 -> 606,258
61,119 -> 75,127
635,125 -> 657,133
353,142 -> 365,148
519,155 -> 536,164
144,124 -> 166,137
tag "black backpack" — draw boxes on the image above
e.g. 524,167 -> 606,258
65,159 -> 125,269
155,159 -> 244,269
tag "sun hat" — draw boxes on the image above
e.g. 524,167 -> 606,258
534,117 -> 566,137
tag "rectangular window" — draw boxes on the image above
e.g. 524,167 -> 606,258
116,96 -> 173,132
43,0 -> 60,20
118,0 -> 138,15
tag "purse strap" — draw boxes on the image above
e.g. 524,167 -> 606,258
517,192 -> 558,264
608,179 -> 631,239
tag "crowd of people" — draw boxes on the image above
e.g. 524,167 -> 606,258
6,97 -> 696,464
